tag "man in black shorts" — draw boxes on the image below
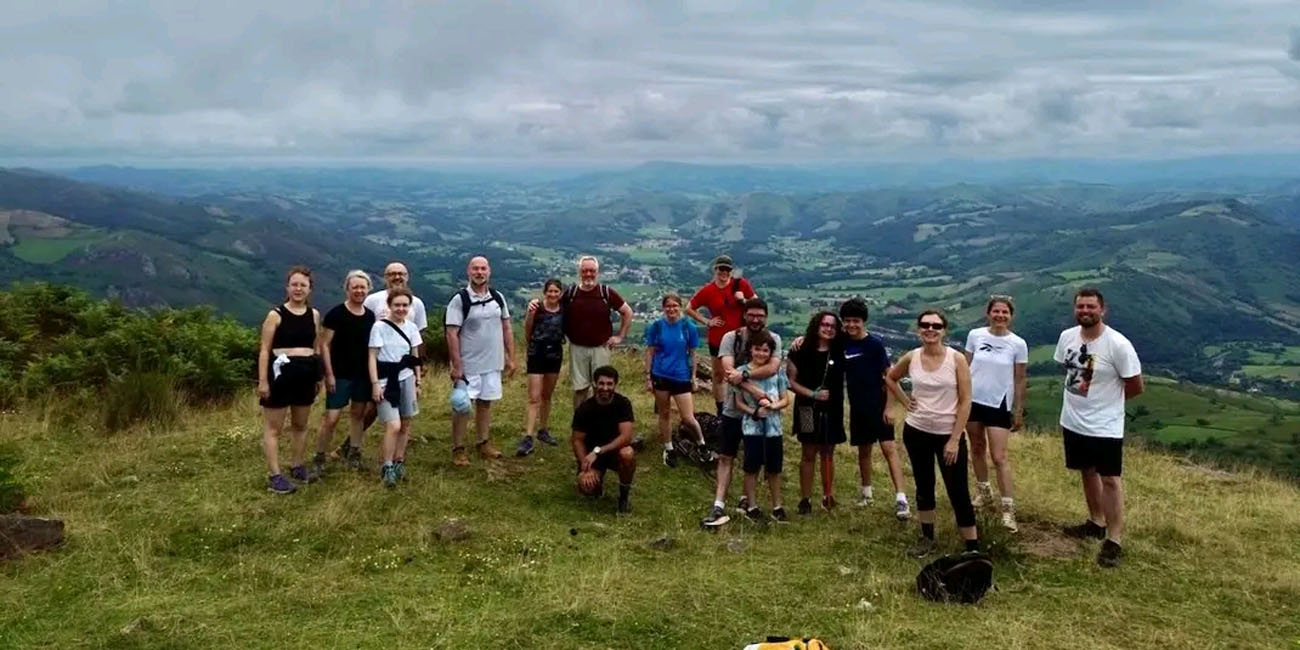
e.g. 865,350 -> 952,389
571,365 -> 637,514
701,298 -> 783,527
1053,288 -> 1143,567
839,298 -> 910,519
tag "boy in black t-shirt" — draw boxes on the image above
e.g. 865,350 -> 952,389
571,365 -> 637,514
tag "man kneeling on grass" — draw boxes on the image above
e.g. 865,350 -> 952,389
572,365 -> 637,515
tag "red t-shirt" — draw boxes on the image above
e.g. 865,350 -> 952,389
689,277 -> 756,347
563,285 -> 627,347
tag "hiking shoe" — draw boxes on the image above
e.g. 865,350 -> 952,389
972,483 -> 994,509
452,446 -> 470,467
334,440 -> 351,460
1097,539 -> 1123,568
345,446 -> 364,471
702,505 -> 731,527
856,493 -> 873,508
734,496 -> 751,514
536,428 -> 558,446
908,536 -> 937,558
1001,509 -> 1019,534
289,465 -> 318,484
311,452 -> 328,477
267,474 -> 296,494
895,498 -> 912,521
1063,520 -> 1107,540
393,460 -> 407,481
663,448 -> 678,468
822,494 -> 837,511
745,506 -> 765,522
771,507 -> 789,523
516,435 -> 536,457
381,464 -> 398,488
797,498 -> 812,516
477,441 -> 503,460
617,497 -> 632,515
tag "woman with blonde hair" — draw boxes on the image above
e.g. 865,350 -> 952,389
312,270 -> 376,474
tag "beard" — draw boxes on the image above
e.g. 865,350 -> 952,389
1076,314 -> 1100,327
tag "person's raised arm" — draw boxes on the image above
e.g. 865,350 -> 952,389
944,353 -> 973,465
884,351 -> 914,411
256,310 -> 278,400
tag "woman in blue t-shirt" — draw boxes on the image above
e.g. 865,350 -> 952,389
643,292 -> 708,468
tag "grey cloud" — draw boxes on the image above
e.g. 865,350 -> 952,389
1290,27 -> 1300,61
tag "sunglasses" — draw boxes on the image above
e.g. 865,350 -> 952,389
918,322 -> 946,331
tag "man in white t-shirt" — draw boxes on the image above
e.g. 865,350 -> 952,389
1053,287 -> 1144,568
445,256 -> 516,466
364,261 -> 430,338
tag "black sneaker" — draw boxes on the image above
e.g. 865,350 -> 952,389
345,445 -> 364,471
663,448 -> 678,468
909,535 -> 938,558
516,435 -> 536,457
1097,539 -> 1124,568
734,496 -> 751,514
536,428 -> 558,446
797,498 -> 812,516
617,497 -> 632,515
771,507 -> 789,523
311,452 -> 328,477
701,505 -> 731,527
745,506 -> 765,522
1063,520 -> 1107,540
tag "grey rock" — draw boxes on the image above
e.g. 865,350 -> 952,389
433,519 -> 470,542
0,515 -> 65,559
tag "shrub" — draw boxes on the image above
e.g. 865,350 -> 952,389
1196,418 -> 1212,426
103,371 -> 180,432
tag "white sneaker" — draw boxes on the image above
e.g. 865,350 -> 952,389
856,494 -> 873,507
895,499 -> 911,521
1001,509 -> 1019,533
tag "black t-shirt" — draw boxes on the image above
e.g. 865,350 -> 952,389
790,345 -> 844,412
842,334 -> 891,417
571,393 -> 635,448
323,303 -> 376,380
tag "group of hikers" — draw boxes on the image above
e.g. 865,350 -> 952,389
257,254 -> 1143,567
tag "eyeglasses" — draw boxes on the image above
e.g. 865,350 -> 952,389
918,322 -> 945,331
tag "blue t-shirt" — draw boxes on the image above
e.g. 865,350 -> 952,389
644,317 -> 700,382
842,334 -> 891,417
736,363 -> 788,438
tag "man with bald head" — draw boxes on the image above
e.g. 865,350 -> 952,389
446,255 -> 516,466
364,261 -> 430,335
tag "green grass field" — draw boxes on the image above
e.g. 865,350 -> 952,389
1241,365 -> 1300,381
10,233 -> 104,264
4,353 -> 1300,649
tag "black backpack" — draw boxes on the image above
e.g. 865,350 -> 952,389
456,287 -> 506,322
916,553 -> 994,604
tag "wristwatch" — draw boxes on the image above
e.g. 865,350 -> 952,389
592,446 -> 602,456
742,369 -> 751,380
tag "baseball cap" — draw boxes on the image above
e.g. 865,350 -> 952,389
711,255 -> 734,270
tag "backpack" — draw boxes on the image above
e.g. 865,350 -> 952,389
456,287 -> 506,322
916,552 -> 994,604
561,283 -> 612,309
743,637 -> 829,650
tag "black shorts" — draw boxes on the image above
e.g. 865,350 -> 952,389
717,415 -> 744,457
969,399 -> 1012,429
1062,427 -> 1124,477
742,436 -> 784,475
576,452 -> 620,475
651,375 -> 693,396
259,357 -> 320,409
527,355 -> 563,375
849,408 -> 895,445
708,343 -> 721,357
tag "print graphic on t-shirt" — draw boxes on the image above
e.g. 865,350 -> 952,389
977,341 -> 1004,353
1064,344 -> 1094,397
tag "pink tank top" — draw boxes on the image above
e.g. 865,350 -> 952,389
906,346 -> 958,435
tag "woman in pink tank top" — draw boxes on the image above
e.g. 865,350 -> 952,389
885,309 -> 979,558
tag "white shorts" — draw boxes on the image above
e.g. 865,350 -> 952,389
465,371 -> 503,402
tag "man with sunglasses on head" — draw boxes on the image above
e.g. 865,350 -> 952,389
1054,287 -> 1143,568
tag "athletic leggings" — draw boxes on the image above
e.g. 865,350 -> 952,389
902,423 -> 976,528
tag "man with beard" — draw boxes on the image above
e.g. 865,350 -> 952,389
1054,287 -> 1143,568
571,366 -> 638,515
355,261 -> 432,441
700,298 -> 783,528
445,256 -> 516,466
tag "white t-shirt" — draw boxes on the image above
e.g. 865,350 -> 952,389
965,327 -> 1029,409
369,319 -> 423,387
445,286 -> 510,376
363,290 -> 429,332
1053,325 -> 1141,439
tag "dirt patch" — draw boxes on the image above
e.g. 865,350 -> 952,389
1014,515 -> 1080,560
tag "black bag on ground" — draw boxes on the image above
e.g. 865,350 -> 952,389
916,553 -> 993,604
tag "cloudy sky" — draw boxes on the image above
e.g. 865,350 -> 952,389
2,1 -> 1299,163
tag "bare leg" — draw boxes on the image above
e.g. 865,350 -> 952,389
525,374 -> 543,435
672,393 -> 704,442
1100,476 -> 1125,543
347,401 -> 367,448
395,418 -> 412,461
714,456 -> 735,503
475,400 -> 493,444
968,422 -> 989,484
857,444 -> 874,488
539,373 -> 559,432
880,441 -> 907,494
743,472 -> 758,507
768,472 -> 783,509
654,390 -> 672,444
452,412 -> 469,451
986,427 -> 1015,498
1081,470 -> 1106,525
381,418 -> 401,463
315,409 -> 343,454
262,407 -> 288,475
711,356 -> 726,409
287,405 -> 312,467
799,444 -> 816,500
616,447 -> 637,485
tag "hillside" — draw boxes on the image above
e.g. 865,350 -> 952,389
3,352 -> 1299,649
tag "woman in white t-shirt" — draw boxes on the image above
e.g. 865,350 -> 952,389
963,296 -> 1029,533
367,287 -> 424,488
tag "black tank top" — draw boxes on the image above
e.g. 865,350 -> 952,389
270,305 -> 316,349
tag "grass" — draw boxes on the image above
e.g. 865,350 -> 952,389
1241,365 -> 1300,381
10,233 -> 104,264
3,352 -> 1300,649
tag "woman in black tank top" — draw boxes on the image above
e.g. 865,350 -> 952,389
515,279 -> 566,456
257,266 -> 322,495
